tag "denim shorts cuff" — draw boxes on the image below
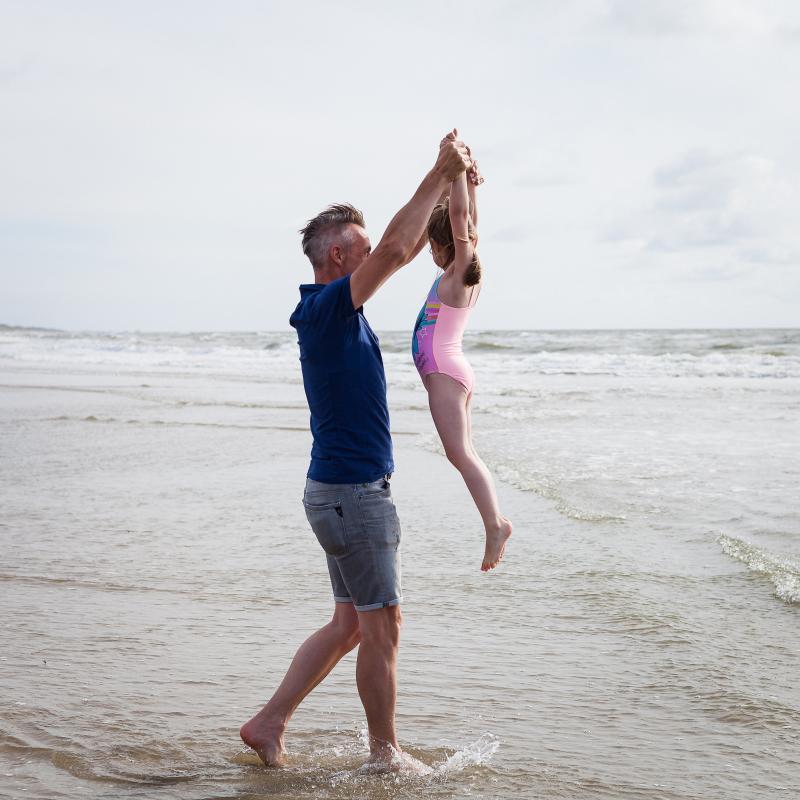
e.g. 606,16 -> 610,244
334,596 -> 353,604
354,596 -> 402,612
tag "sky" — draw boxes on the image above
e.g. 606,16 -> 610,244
1,0 -> 799,331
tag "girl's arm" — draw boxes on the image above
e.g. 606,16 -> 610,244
467,157 -> 483,229
468,180 -> 478,230
449,169 -> 475,283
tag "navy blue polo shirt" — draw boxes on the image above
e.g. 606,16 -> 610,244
289,274 -> 394,484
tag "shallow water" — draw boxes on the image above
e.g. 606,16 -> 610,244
1,327 -> 799,799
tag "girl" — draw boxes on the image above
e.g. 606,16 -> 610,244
412,152 -> 513,571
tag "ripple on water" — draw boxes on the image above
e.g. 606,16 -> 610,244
4,718 -> 502,800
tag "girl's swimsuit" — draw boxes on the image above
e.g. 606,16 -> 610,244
412,275 -> 480,394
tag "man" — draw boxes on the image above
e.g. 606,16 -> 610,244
240,131 -> 471,767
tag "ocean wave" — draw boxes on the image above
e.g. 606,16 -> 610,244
691,686 -> 800,730
3,328 -> 800,379
417,434 -> 627,523
0,329 -> 298,376
504,350 -> 800,379
717,534 -> 800,604
45,415 -> 307,433
465,341 -> 517,352
490,459 -> 627,523
485,454 -> 604,519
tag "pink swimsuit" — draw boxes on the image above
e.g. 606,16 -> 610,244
412,275 -> 480,394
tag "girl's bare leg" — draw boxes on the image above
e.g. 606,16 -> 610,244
425,373 -> 512,570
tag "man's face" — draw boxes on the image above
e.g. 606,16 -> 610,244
340,225 -> 371,274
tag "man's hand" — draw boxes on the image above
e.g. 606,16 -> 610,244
348,129 -> 471,309
433,128 -> 471,181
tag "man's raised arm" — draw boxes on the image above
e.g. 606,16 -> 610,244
349,133 -> 471,310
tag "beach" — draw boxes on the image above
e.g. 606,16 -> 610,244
1,326 -> 799,799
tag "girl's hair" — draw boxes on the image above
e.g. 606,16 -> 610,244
426,198 -> 482,287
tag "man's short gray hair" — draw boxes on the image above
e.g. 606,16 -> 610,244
299,203 -> 365,270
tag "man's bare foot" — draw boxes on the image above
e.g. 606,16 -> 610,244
239,714 -> 287,767
481,517 -> 513,571
360,743 -> 403,773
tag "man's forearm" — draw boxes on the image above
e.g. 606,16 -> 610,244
381,169 -> 451,262
402,184 -> 452,267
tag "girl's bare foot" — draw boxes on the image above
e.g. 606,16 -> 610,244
239,714 -> 288,767
481,517 -> 513,572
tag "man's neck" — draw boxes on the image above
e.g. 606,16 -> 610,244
312,265 -> 347,285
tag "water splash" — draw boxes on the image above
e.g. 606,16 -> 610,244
433,733 -> 500,774
328,730 -> 499,786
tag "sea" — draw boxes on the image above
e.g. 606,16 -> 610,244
1,325 -> 798,799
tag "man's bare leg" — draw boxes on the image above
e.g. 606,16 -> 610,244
240,602 -> 360,766
355,605 -> 402,762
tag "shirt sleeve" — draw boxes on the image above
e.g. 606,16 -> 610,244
302,275 -> 357,329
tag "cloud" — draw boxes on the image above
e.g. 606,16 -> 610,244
740,243 -> 799,266
482,142 -> 577,189
512,150 -> 576,188
602,0 -> 712,36
513,172 -> 573,189
486,225 -> 532,244
686,264 -> 755,282
0,59 -> 34,84
606,148 -> 800,271
1,1 -> 798,329
598,0 -> 799,38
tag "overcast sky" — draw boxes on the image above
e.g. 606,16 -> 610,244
1,0 -> 798,331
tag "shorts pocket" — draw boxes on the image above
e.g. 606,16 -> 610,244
358,479 -> 391,500
358,492 -> 401,549
303,499 -> 348,557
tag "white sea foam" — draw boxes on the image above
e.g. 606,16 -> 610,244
718,534 -> 800,603
0,328 -> 297,378
3,327 -> 800,379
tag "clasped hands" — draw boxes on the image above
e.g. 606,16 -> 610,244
438,128 -> 484,186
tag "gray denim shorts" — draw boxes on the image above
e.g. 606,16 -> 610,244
303,476 -> 402,612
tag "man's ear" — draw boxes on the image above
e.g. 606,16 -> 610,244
330,245 -> 344,267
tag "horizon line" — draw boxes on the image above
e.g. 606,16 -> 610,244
2,323 -> 799,335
